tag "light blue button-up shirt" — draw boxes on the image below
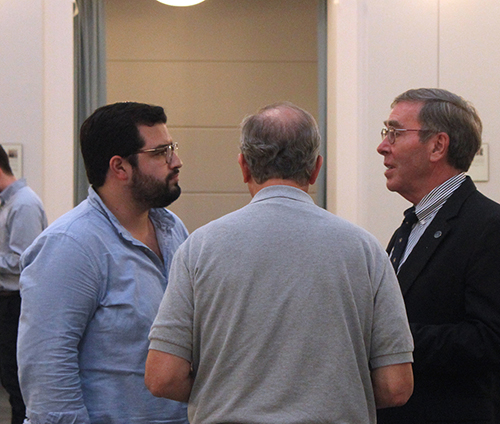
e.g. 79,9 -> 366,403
18,187 -> 189,424
0,178 -> 47,291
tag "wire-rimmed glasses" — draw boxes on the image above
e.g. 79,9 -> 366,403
380,128 -> 424,144
135,142 -> 179,164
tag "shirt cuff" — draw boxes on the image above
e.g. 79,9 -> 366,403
370,351 -> 413,369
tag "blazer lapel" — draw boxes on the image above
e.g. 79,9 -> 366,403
396,177 -> 477,295
397,216 -> 451,294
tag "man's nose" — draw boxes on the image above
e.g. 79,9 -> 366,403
377,138 -> 390,155
170,152 -> 182,168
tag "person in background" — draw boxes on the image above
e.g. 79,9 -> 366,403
145,101 -> 414,424
17,102 -> 189,424
0,144 -> 47,424
377,88 -> 500,423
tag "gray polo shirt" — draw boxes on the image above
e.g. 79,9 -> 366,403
150,185 -> 413,424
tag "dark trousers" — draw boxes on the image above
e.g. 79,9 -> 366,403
0,292 -> 26,424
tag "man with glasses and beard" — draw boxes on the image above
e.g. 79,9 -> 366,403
17,102 -> 189,424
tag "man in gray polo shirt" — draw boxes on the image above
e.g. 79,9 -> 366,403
146,102 -> 414,424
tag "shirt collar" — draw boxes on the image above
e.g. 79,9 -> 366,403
0,178 -> 27,207
86,186 -> 177,237
415,173 -> 466,221
250,185 -> 315,205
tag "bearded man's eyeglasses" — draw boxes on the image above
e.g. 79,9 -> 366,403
135,143 -> 179,164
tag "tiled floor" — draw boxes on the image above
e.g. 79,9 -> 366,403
0,385 -> 11,423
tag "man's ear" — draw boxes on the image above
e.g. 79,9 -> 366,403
238,154 -> 252,183
308,155 -> 323,185
429,132 -> 449,163
108,155 -> 131,182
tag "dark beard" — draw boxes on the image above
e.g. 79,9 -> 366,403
130,168 -> 181,209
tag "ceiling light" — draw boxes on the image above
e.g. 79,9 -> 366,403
156,0 -> 206,6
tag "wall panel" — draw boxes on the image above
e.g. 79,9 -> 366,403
345,0 -> 439,244
106,0 -> 319,232
106,0 -> 317,62
334,0 -> 500,245
168,193 -> 251,233
0,0 -> 44,195
439,0 -> 500,203
0,0 -> 73,222
107,61 -> 318,127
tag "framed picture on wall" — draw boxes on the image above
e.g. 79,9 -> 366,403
3,144 -> 23,179
467,143 -> 488,182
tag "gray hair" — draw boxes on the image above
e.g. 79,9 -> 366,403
240,102 -> 321,185
392,88 -> 482,171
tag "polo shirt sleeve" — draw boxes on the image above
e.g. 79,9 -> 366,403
369,250 -> 414,369
149,244 -> 194,363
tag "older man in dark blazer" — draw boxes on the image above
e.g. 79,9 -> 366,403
377,88 -> 500,423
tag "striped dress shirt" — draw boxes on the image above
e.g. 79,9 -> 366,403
397,172 -> 466,272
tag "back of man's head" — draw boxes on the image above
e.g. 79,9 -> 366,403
240,102 -> 321,185
0,145 -> 14,176
392,88 -> 482,172
80,102 -> 167,188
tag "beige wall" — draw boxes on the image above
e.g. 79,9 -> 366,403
332,0 -> 500,245
0,0 -> 74,224
6,1 -> 500,245
106,0 -> 319,232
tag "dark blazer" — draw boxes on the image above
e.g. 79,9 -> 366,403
378,177 -> 500,424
